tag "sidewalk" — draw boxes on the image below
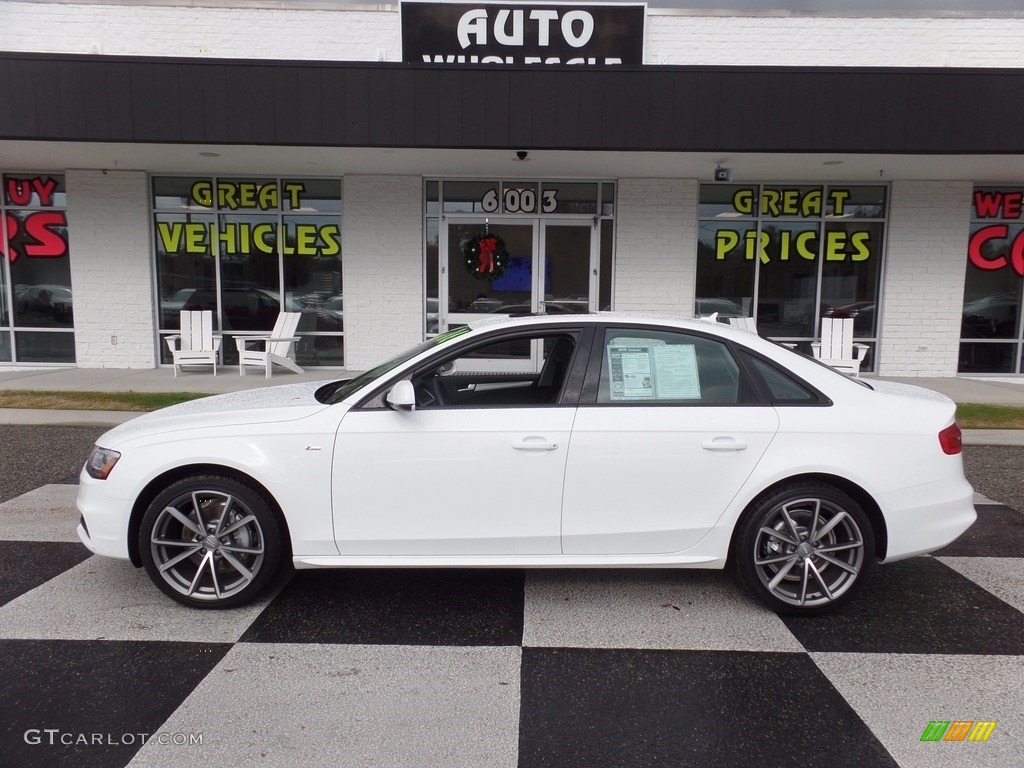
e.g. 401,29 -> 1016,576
1,367 -> 1024,445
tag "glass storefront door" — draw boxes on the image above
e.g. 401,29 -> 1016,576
541,221 -> 594,315
443,218 -> 595,331
446,219 -> 537,327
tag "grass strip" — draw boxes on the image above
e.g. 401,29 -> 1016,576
956,403 -> 1024,430
0,390 -> 209,412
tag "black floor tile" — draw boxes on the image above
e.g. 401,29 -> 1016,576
240,568 -> 525,646
0,541 -> 92,607
518,647 -> 897,768
0,639 -> 229,768
935,504 -> 1024,557
783,557 -> 1024,654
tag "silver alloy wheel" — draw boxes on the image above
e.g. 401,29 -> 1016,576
149,488 -> 266,602
751,495 -> 865,608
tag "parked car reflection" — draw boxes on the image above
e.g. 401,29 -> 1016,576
16,284 -> 73,323
824,301 -> 876,334
317,295 -> 344,330
961,295 -> 1019,338
160,288 -> 306,331
695,297 -> 745,319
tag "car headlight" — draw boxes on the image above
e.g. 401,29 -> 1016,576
85,446 -> 121,480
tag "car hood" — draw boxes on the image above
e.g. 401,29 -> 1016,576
96,382 -> 335,447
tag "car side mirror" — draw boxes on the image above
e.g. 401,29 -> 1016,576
386,380 -> 416,411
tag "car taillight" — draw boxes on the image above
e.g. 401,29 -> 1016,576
939,423 -> 963,455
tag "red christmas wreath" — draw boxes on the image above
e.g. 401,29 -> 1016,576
462,232 -> 509,282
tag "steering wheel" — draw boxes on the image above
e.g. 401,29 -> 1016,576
415,373 -> 446,407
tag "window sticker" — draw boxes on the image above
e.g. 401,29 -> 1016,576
607,343 -> 701,401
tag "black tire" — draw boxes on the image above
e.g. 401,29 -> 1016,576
733,482 -> 874,616
139,474 -> 284,609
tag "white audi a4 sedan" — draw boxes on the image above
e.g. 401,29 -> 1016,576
77,314 -> 976,615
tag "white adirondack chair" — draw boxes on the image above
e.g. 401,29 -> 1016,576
812,317 -> 868,376
235,311 -> 304,378
729,316 -> 758,333
166,310 -> 221,376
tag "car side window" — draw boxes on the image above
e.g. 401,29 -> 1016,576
742,353 -> 820,403
597,328 -> 744,405
411,332 -> 577,408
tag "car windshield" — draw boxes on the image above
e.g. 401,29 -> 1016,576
316,327 -> 472,404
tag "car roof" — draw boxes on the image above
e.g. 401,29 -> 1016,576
467,311 -> 725,333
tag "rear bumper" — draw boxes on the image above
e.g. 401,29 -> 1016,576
879,477 -> 977,562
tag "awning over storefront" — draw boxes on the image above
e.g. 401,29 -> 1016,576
2,52 -> 1023,155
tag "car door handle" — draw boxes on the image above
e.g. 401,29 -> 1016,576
512,437 -> 559,452
702,437 -> 748,452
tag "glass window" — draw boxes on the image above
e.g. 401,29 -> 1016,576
599,220 -> 614,312
442,181 -> 500,213
425,217 -> 439,334
743,353 -> 817,403
411,332 -> 578,408
755,222 -> 819,339
696,220 -> 756,319
154,176 -> 343,366
601,183 -> 615,216
598,328 -> 743,405
283,178 -> 341,213
826,185 -> 886,219
2,173 -> 74,363
698,185 -> 757,219
541,182 -> 598,215
696,184 -> 887,372
820,222 -> 883,337
959,186 -> 1024,373
153,176 -> 202,210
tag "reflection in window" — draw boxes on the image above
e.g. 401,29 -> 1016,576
696,184 -> 887,372
413,333 -> 577,408
2,173 -> 75,363
696,220 -> 755,320
598,329 -> 743,405
959,189 -> 1024,373
153,177 -> 343,367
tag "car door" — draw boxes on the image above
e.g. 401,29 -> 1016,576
561,325 -> 779,555
332,327 -> 586,556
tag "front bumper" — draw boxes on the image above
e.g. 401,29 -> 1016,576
76,469 -> 133,560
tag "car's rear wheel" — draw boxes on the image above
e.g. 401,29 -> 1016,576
734,482 -> 873,615
139,475 -> 283,609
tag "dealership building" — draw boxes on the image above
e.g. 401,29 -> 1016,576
2,0 -> 1024,376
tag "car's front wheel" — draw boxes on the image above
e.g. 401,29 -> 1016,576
734,482 -> 874,615
139,474 -> 284,608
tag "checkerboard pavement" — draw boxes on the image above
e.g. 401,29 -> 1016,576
1,483 -> 1022,768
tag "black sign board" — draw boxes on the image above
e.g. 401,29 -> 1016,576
401,2 -> 646,66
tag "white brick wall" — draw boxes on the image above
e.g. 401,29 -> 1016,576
341,175 -> 423,370
614,179 -> 698,315
645,13 -> 1024,68
877,180 -> 971,377
4,2 -> 1023,69
2,2 -> 401,61
65,170 -> 157,368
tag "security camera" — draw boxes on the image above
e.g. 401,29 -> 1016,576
516,150 -> 528,161
714,166 -> 732,182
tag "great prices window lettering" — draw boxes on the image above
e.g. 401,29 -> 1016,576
712,187 -> 875,264
155,179 -> 341,257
